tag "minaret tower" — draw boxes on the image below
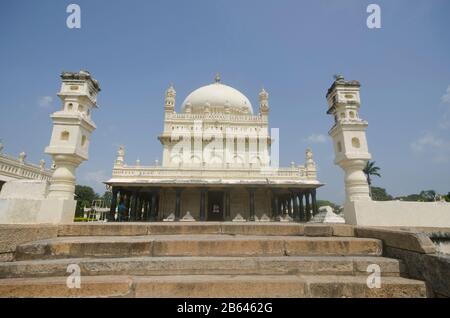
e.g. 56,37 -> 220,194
164,84 -> 176,114
326,75 -> 371,202
45,70 -> 100,199
259,87 -> 269,116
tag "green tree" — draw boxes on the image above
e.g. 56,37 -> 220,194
74,185 -> 99,217
101,191 -> 112,208
371,187 -> 393,201
419,190 -> 437,202
363,161 -> 381,197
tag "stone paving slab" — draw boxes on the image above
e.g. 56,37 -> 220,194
0,274 -> 426,298
14,235 -> 382,260
0,256 -> 403,278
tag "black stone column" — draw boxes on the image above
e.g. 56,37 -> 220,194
109,187 -> 118,222
130,190 -> 139,221
125,192 -> 131,221
224,189 -> 231,221
248,188 -> 256,221
272,189 -> 280,221
312,188 -> 318,216
199,188 -> 207,221
150,191 -> 158,221
175,188 -> 183,220
305,190 -> 311,221
292,191 -> 300,222
299,192 -> 305,222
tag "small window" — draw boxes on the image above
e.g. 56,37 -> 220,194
60,131 -> 70,141
349,111 -> 355,118
340,112 -> 346,118
81,135 -> 87,147
78,105 -> 84,112
337,141 -> 342,152
67,103 -> 73,111
352,137 -> 360,148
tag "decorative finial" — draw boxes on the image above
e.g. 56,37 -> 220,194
333,74 -> 344,82
214,73 -> 221,83
18,152 -> 26,163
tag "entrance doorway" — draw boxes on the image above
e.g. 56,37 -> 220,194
207,191 -> 224,221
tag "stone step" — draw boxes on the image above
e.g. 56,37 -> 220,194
0,256 -> 403,279
0,275 -> 427,298
14,235 -> 382,260
57,223 -> 354,237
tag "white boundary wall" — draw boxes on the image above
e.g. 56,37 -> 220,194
345,200 -> 450,227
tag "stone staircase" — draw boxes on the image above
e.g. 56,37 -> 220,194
0,223 -> 427,298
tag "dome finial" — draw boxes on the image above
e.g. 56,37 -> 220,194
214,73 -> 221,83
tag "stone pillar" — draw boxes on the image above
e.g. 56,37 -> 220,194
199,188 -> 207,221
47,155 -> 83,200
305,191 -> 311,221
299,192 -> 305,222
130,190 -> 139,221
109,187 -> 118,222
124,192 -> 131,222
224,189 -> 231,221
150,191 -> 158,221
248,188 -> 256,221
311,188 -> 318,216
272,189 -> 280,221
288,195 -> 294,217
292,191 -> 300,222
175,188 -> 183,220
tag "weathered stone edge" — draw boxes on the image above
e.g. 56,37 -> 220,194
355,227 -> 436,254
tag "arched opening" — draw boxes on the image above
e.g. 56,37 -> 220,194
349,111 -> 355,119
352,137 -> 360,148
60,131 -> 70,141
81,135 -> 87,147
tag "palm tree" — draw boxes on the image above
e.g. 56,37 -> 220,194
363,161 -> 381,197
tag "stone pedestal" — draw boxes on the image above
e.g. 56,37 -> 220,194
0,180 -> 76,224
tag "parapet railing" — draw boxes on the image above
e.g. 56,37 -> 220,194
0,153 -> 53,181
111,164 -> 317,181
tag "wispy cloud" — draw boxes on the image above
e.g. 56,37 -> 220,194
411,132 -> 450,163
304,133 -> 327,144
441,85 -> 450,104
37,96 -> 53,108
82,170 -> 110,193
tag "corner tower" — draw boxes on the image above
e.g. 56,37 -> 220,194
45,70 -> 100,199
326,75 -> 371,202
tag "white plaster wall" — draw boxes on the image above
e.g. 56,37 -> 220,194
345,200 -> 450,227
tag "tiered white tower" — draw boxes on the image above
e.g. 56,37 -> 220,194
0,70 -> 100,224
326,75 -> 371,203
45,71 -> 100,199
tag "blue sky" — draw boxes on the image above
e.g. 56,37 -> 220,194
1,0 -> 449,203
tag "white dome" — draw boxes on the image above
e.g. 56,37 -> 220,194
181,81 -> 253,114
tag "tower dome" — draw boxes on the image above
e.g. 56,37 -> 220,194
181,75 -> 253,114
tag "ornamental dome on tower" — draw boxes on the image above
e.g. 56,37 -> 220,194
181,74 -> 253,114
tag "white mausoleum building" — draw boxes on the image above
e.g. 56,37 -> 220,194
106,75 -> 322,222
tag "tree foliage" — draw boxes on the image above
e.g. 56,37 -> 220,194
74,185 -> 99,217
371,187 -> 393,201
